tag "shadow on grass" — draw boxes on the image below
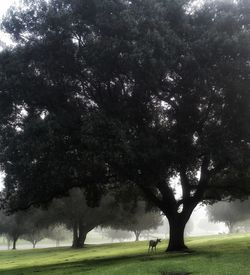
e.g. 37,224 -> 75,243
0,251 -> 220,275
0,250 -> 201,275
160,272 -> 192,275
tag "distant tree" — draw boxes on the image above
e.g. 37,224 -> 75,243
6,235 -> 11,250
0,233 -> 11,250
48,188 -> 117,248
207,200 -> 250,233
235,219 -> 250,232
20,207 -> 52,248
47,225 -> 70,247
0,207 -> 57,249
108,201 -> 163,241
1,0 -> 250,252
22,229 -> 48,249
0,211 -> 29,249
103,229 -> 132,242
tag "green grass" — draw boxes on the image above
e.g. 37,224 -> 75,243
1,234 -> 250,274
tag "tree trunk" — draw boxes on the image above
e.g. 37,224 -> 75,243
226,222 -> 234,234
72,234 -> 86,248
78,232 -> 87,248
72,222 -> 78,248
72,222 -> 87,248
12,237 -> 18,250
7,238 -> 11,250
166,215 -> 188,252
134,231 -> 141,242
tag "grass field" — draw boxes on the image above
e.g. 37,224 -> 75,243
1,234 -> 250,274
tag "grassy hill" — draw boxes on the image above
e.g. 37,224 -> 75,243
1,234 -> 250,274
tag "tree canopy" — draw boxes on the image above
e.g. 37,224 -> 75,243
0,0 -> 250,251
0,210 -> 29,249
207,200 -> 250,233
48,188 -> 117,248
106,200 -> 163,241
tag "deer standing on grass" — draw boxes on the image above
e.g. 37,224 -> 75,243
148,238 -> 161,253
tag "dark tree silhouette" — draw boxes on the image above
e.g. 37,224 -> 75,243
0,0 -> 250,251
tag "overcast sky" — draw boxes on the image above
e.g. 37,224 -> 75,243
0,0 -> 21,45
0,1 -> 16,14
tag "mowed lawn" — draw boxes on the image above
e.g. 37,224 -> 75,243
1,234 -> 250,275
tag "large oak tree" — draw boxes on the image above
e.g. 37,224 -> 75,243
1,0 -> 250,251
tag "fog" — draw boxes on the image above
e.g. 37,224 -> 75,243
188,205 -> 227,235
0,202 -> 227,251
0,172 -> 227,251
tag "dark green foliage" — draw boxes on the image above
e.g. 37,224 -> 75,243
0,0 -> 250,251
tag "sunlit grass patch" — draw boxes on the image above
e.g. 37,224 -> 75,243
1,233 -> 250,274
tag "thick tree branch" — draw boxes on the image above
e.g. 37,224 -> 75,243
156,181 -> 178,215
193,155 -> 210,203
138,184 -> 165,211
179,166 -> 191,200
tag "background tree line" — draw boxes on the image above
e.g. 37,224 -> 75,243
0,188 -> 163,249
